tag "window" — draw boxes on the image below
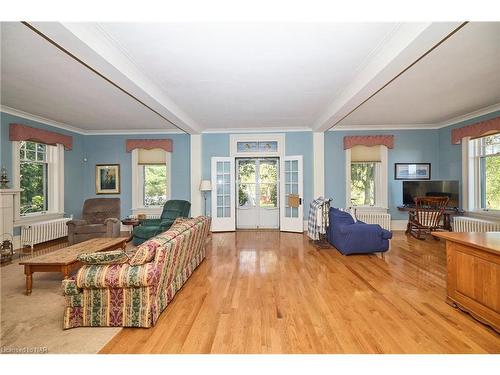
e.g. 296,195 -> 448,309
132,148 -> 171,212
142,164 -> 168,207
350,162 -> 376,206
236,141 -> 278,153
19,141 -> 48,215
477,134 -> 500,210
345,145 -> 388,209
237,158 -> 278,209
230,134 -> 284,157
12,140 -> 64,222
216,160 -> 231,217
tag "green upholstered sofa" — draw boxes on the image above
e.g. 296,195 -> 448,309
132,200 -> 191,245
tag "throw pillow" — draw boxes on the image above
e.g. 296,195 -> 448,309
77,250 -> 129,265
129,240 -> 161,266
338,207 -> 357,222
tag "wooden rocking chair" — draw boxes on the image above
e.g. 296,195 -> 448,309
406,196 -> 449,240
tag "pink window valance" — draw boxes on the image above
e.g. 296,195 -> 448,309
125,139 -> 173,153
9,123 -> 73,150
343,135 -> 394,150
451,116 -> 500,144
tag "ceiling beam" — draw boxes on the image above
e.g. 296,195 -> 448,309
28,22 -> 202,134
312,22 -> 465,132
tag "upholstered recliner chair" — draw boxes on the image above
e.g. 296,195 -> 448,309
132,200 -> 191,245
67,198 -> 121,244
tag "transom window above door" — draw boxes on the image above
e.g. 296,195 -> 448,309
236,141 -> 278,153
230,134 -> 285,157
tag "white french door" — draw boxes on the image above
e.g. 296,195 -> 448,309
236,158 -> 279,229
280,155 -> 304,232
211,157 -> 235,232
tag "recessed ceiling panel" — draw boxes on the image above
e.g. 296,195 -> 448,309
1,22 -> 177,131
337,22 -> 500,127
98,22 -> 400,130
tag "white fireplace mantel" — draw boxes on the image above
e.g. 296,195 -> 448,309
0,189 -> 23,194
0,189 -> 22,238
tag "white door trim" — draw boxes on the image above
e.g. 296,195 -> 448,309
280,155 -> 304,233
211,157 -> 235,232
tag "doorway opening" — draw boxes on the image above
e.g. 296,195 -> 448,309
236,158 -> 279,229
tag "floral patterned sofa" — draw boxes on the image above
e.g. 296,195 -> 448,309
62,216 -> 210,329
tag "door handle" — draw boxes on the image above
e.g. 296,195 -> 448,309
299,198 -> 302,205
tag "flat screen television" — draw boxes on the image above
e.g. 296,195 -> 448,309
402,180 -> 459,208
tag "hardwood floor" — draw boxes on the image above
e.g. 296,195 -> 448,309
100,231 -> 500,354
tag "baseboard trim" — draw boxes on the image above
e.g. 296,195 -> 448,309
391,220 -> 408,231
13,235 -> 21,249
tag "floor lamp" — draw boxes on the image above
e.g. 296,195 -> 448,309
199,180 -> 212,216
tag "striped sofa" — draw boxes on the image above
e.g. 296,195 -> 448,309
62,216 -> 210,329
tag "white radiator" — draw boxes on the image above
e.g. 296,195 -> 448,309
21,218 -> 71,250
453,217 -> 500,232
129,214 -> 161,219
355,211 -> 391,231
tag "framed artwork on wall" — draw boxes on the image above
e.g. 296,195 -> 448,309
394,163 -> 431,180
95,164 -> 120,194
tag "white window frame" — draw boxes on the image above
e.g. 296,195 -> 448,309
462,136 -> 500,218
131,149 -> 171,216
12,141 -> 64,225
230,134 -> 285,158
345,146 -> 388,212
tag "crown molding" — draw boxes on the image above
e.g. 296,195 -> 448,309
4,102 -> 499,136
331,103 -> 500,132
202,127 -> 312,134
435,102 -> 500,129
84,129 -> 185,135
1,105 -> 183,135
1,105 -> 87,135
330,123 -> 439,131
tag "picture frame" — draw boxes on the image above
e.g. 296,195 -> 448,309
394,163 -> 431,180
95,164 -> 120,194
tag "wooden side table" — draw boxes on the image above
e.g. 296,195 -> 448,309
121,218 -> 141,242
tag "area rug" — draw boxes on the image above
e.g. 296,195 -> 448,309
0,259 -> 121,354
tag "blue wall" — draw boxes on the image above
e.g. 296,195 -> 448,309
325,129 -> 442,220
0,111 -> 190,222
0,112 -> 86,219
438,110 -> 500,182
325,110 -> 500,220
201,132 -> 314,219
82,133 -> 190,216
3,109 -> 499,227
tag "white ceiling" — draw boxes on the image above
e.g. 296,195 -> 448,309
96,23 -> 400,131
0,22 -> 178,132
1,22 -> 499,133
337,22 -> 500,127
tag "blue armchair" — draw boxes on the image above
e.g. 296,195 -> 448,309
327,208 -> 392,255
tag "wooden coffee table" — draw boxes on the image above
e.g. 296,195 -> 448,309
19,237 -> 127,295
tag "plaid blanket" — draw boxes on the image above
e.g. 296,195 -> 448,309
308,197 -> 328,240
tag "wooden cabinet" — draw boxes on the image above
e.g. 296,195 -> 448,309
433,232 -> 500,333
